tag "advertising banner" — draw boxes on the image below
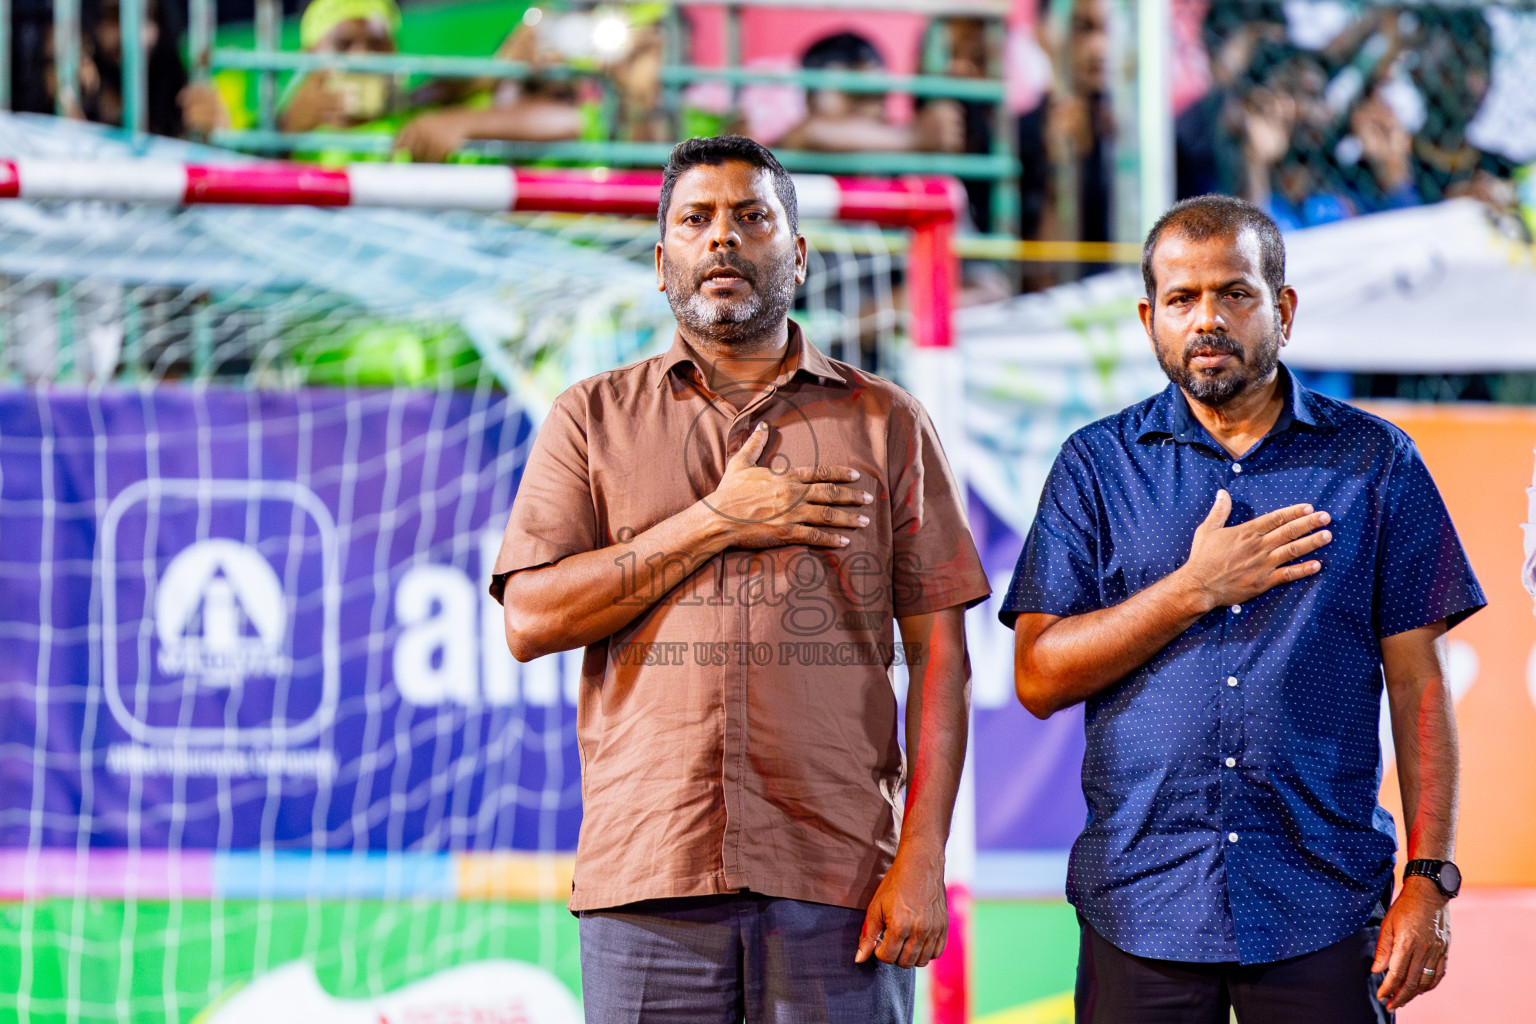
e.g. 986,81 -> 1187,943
4,383 -> 1533,1023
0,386 -> 580,861
0,386 -> 603,1021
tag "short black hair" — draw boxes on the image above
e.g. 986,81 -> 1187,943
658,136 -> 799,238
1141,194 -> 1286,306
802,31 -> 884,70
1200,0 -> 1287,55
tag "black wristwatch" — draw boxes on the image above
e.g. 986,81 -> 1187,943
1404,859 -> 1461,899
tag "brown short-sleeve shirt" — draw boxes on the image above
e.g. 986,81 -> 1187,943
492,322 -> 990,912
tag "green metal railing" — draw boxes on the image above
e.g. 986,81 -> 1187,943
208,50 -> 575,80
209,0 -> 1019,230
656,66 -> 1006,103
207,131 -> 1015,180
14,0 -> 1023,230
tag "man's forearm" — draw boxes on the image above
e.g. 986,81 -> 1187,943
1397,676 -> 1458,861
463,102 -> 583,143
1384,626 -> 1459,861
1014,569 -> 1212,717
897,609 -> 970,860
502,500 -> 728,661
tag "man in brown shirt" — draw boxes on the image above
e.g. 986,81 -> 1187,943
491,135 -> 990,1023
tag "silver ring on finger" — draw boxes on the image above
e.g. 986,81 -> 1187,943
1422,967 -> 1436,977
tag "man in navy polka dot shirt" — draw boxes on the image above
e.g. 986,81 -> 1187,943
1000,194 -> 1485,1023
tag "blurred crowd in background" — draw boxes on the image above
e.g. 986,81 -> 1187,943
8,0 -> 1536,278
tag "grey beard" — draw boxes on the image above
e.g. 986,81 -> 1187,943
666,256 -> 798,344
1154,319 -> 1282,408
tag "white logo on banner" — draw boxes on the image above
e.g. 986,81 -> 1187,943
391,532 -> 582,708
155,539 -> 292,686
101,479 -> 340,754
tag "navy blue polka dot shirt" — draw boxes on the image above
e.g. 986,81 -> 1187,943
1000,366 -> 1485,965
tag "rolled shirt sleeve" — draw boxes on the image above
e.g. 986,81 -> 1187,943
489,389 -> 600,604
998,439 -> 1103,628
1374,436 -> 1486,637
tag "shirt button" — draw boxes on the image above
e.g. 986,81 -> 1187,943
1225,757 -> 1237,768
1230,604 -> 1242,615
1226,676 -> 1239,687
1228,832 -> 1240,843
1232,462 -> 1243,473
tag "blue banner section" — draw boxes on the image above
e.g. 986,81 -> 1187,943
0,387 -> 1095,872
0,387 -> 583,854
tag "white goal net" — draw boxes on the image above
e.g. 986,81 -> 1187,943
0,112 -> 917,1023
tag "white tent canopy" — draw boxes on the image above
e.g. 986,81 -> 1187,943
1283,200 -> 1536,371
960,199 -> 1536,374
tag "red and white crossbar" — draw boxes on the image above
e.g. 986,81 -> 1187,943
0,160 -> 960,225
0,159 -> 961,347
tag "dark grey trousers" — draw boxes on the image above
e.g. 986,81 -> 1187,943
578,893 -> 914,1023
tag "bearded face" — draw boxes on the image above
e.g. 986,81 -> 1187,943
1152,306 -> 1284,407
655,160 -> 805,350
1140,225 -> 1291,410
661,245 -> 799,344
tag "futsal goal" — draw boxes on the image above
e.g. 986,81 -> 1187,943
0,138 -> 970,1024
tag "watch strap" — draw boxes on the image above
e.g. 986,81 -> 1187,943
1404,859 -> 1459,897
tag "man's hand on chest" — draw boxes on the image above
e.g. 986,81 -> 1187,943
1172,488 -> 1335,613
703,422 -> 874,552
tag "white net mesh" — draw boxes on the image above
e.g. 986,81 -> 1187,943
0,113 -> 915,1022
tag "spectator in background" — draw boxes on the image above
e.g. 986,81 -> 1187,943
934,16 -> 1002,232
277,0 -> 403,134
778,32 -> 964,154
1338,79 -> 1419,215
1016,0 -> 1115,250
1175,0 -> 1288,200
395,2 -> 667,162
1405,8 -> 1515,206
84,0 -> 192,136
1236,43 -> 1354,230
1174,3 -> 1520,226
199,0 -> 666,163
11,0 -> 196,137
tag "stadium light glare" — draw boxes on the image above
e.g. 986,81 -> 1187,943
591,14 -> 629,60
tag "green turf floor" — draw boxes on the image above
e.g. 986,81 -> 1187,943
970,899 -> 1079,1020
0,896 -> 1076,1022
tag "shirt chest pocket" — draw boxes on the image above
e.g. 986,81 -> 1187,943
1100,521 -> 1199,606
592,470 -> 707,545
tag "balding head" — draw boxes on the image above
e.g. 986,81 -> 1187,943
1141,195 -> 1286,313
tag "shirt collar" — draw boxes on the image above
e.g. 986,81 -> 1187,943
1136,363 -> 1331,446
658,319 -> 849,391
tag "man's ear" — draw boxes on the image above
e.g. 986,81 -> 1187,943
794,234 -> 809,286
655,240 -> 666,292
1277,284 -> 1299,342
1137,296 -> 1155,348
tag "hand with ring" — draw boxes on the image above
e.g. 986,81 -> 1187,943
1373,876 -> 1451,1009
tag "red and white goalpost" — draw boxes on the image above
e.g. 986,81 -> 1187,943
0,161 -> 960,349
0,158 -> 972,1023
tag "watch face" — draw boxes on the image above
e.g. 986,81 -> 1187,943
1440,862 -> 1462,894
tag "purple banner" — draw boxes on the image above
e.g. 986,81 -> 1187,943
0,387 -> 585,854
966,491 -> 1086,854
0,387 -> 1083,867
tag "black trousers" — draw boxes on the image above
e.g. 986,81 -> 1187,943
1075,917 -> 1393,1024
